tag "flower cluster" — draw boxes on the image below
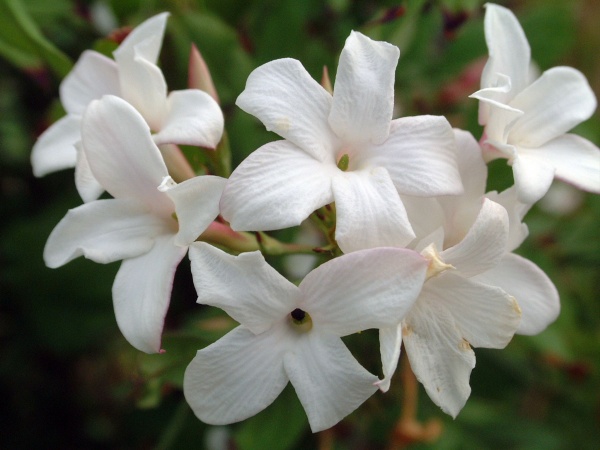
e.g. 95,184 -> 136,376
37,4 -> 599,433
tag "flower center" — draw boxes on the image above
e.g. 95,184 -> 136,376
289,308 -> 313,332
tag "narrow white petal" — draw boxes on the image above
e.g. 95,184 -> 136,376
60,50 -> 120,115
422,273 -> 521,348
81,96 -> 171,210
486,186 -> 531,252
74,144 -> 104,202
376,325 -> 403,392
284,331 -> 378,432
509,67 -> 597,148
188,243 -> 300,334
159,176 -> 226,247
441,198 -> 508,277
221,140 -> 335,231
512,152 -> 555,204
117,56 -> 168,130
31,115 -> 80,177
113,12 -> 169,66
328,31 -> 399,146
532,134 -> 600,194
403,301 -> 475,418
356,116 -> 462,196
43,199 -> 169,268
332,168 -> 415,253
472,253 -> 560,335
236,58 -> 337,162
153,89 -> 224,148
480,4 -> 530,101
113,234 -> 186,353
184,326 -> 289,425
300,247 -> 427,336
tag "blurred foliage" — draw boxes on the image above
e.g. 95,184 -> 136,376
1,0 -> 599,448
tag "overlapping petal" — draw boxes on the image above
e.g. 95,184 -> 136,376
376,325 -> 403,392
43,199 -> 168,268
113,12 -> 169,67
153,90 -> 224,148
31,115 -> 81,177
221,140 -> 335,231
509,67 -> 597,148
236,58 -> 337,162
112,234 -> 187,353
328,31 -> 399,146
283,331 -> 378,432
472,253 -> 559,335
74,144 -> 104,203
189,243 -> 299,334
300,247 -> 427,336
357,116 -> 462,196
184,326 -> 289,425
332,168 -> 415,252
512,153 -> 556,203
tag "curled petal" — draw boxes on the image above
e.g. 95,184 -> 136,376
403,301 -> 475,418
31,115 -> 80,177
74,144 -> 104,203
332,168 -> 415,253
284,331 -> 378,432
329,31 -> 399,146
188,243 -> 299,334
509,67 -> 597,148
376,325 -> 403,392
60,50 -> 120,115
472,253 -> 560,335
221,140 -> 335,231
300,247 -> 427,336
512,152 -> 556,204
153,89 -> 224,148
184,326 -> 289,425
44,198 -> 169,268
486,186 -> 531,252
113,234 -> 186,353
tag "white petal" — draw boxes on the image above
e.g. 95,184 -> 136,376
60,50 -> 120,115
113,234 -> 186,353
300,247 -> 427,336
403,301 -> 475,418
184,326 -> 289,425
486,186 -> 531,252
153,89 -> 224,148
332,168 -> 415,253
81,96 -> 171,210
188,243 -> 299,334
31,115 -> 80,177
356,116 -> 462,196
512,152 -> 555,204
43,198 -> 169,268
441,198 -> 508,277
509,67 -> 597,148
113,12 -> 169,66
376,325 -> 402,392
236,58 -> 337,162
532,134 -> 600,194
437,129 -> 487,247
328,31 -> 399,146
422,273 -> 521,349
480,4 -> 530,101
159,176 -> 226,247
74,144 -> 104,202
472,253 -> 560,335
221,140 -> 335,231
284,331 -> 378,432
401,195 -> 445,244
117,56 -> 168,130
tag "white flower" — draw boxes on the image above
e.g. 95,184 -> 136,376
470,3 -> 600,204
43,96 -> 226,353
221,30 -> 462,253
184,242 -> 428,432
31,12 -> 224,202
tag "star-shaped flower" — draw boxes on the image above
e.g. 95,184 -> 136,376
184,242 -> 428,432
221,31 -> 462,253
31,12 -> 223,202
43,95 -> 226,353
470,3 -> 600,204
